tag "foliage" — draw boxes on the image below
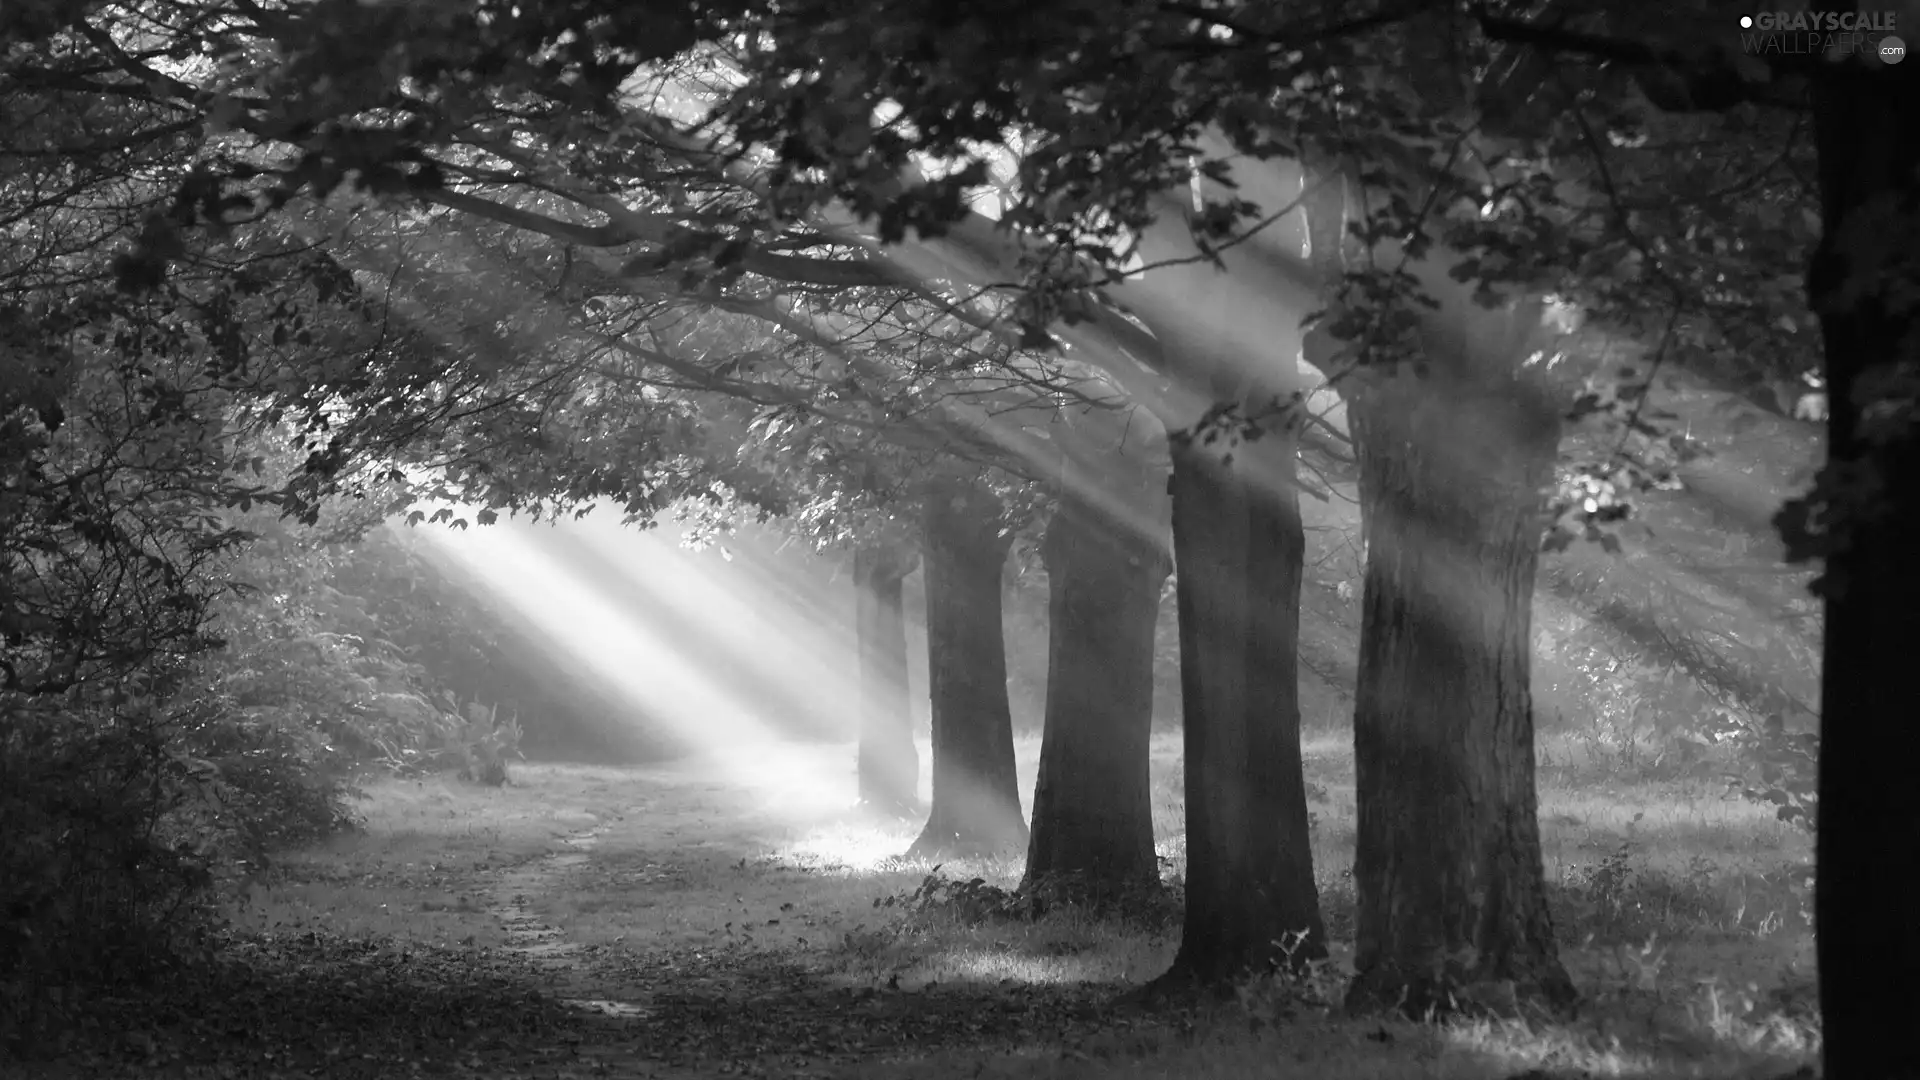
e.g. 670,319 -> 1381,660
453,701 -> 525,787
1,259 -> 268,1039
887,868 -> 1034,922
689,0 -> 1845,566
0,460 -> 550,1048
206,496 -> 457,771
168,693 -> 365,865
194,459 -> 551,789
0,694 -> 222,1053
1529,551 -> 1819,831
0,325 -> 517,1042
0,0 -> 1868,547
1701,710 -> 1819,834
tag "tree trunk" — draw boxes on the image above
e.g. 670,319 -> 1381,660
1340,362 -> 1576,1019
1154,422 -> 1327,989
1297,159 -> 1573,1018
1804,55 -> 1920,1080
907,482 -> 1027,859
1023,485 -> 1171,903
855,541 -> 919,817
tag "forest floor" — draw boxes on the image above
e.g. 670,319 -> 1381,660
23,732 -> 1819,1079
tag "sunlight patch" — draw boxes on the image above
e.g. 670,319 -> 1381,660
1443,1018 -> 1657,1077
915,949 -> 1116,987
780,822 -> 921,872
561,998 -> 651,1019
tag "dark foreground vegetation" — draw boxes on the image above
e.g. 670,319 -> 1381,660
1,0 -> 1911,1075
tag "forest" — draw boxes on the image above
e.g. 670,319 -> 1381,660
0,0 -> 1913,1077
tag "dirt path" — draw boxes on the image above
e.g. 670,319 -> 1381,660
483,809 -> 656,1020
421,765 -> 1141,1074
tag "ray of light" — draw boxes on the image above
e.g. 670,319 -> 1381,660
350,132 -> 1777,791
562,512 -> 860,742
411,504 -> 864,818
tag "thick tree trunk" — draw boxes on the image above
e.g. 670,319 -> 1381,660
1297,160 -> 1573,1017
1805,54 -> 1920,1080
854,541 -> 919,818
907,482 -> 1026,859
1154,423 -> 1327,989
1022,485 -> 1171,902
1340,363 -> 1576,1018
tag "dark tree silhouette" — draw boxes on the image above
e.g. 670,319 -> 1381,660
1023,483 -> 1170,901
907,478 -> 1025,858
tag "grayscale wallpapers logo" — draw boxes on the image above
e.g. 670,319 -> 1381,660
1737,10 -> 1904,62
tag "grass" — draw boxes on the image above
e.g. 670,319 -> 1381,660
220,729 -> 1817,1078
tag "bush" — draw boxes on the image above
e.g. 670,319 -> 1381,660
2,307 -> 254,1051
1,206 -> 475,1056
0,695 -> 220,1053
173,699 -> 365,863
207,507 -> 545,785
453,700 -> 524,786
0,667 -> 376,1058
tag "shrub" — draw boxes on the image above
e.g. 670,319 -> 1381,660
208,506 -> 548,785
1,308 -> 253,1051
1,201 -> 461,1056
0,694 -> 222,1054
454,701 -> 525,786
172,695 -> 365,864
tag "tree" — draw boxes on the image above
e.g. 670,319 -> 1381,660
1795,43 -> 1920,1080
853,537 -> 921,818
1023,431 -> 1171,902
908,473 -> 1028,858
1453,7 -> 1917,1064
1279,57 -> 1582,999
1305,214 -> 1575,1013
1162,413 -> 1328,985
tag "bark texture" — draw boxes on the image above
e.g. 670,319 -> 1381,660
1806,52 -> 1920,1080
1338,356 -> 1575,1018
907,482 -> 1026,859
854,541 -> 919,818
1156,424 -> 1326,988
1023,485 -> 1171,902
1299,164 -> 1573,1018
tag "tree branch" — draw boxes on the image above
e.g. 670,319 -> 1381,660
1474,13 -> 1821,112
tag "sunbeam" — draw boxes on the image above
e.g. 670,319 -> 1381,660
411,503 -> 866,819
